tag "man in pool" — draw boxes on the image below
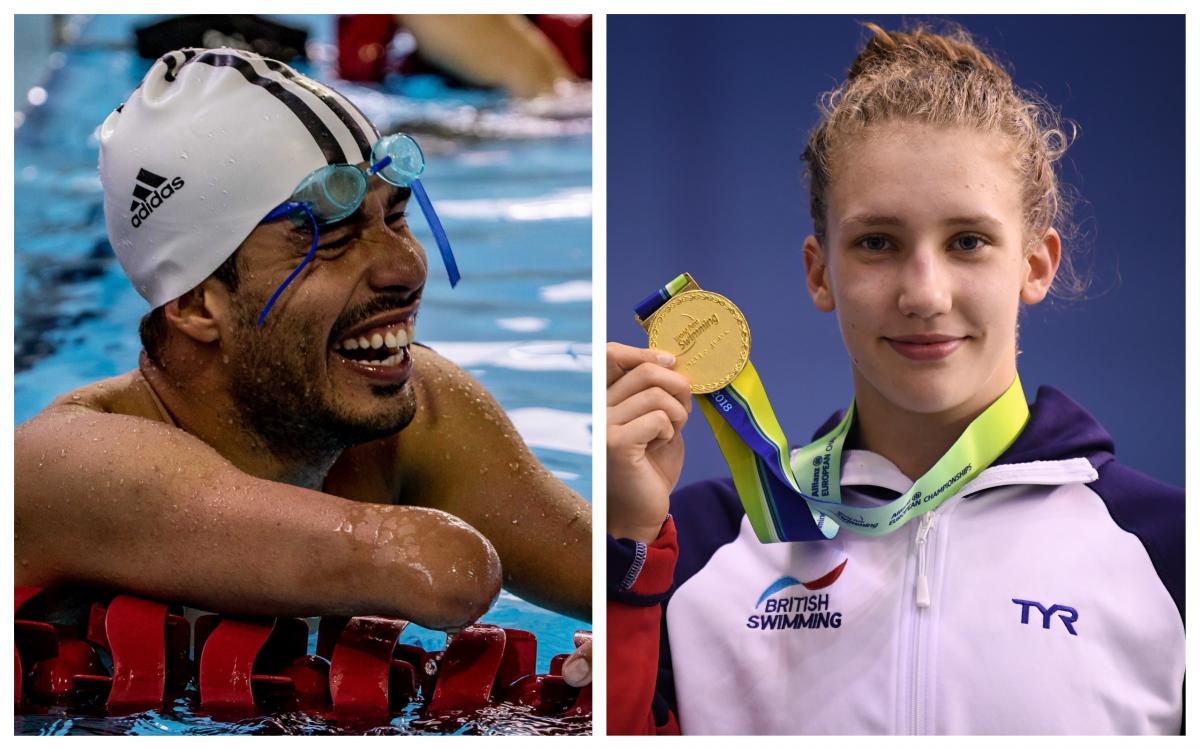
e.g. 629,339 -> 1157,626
14,49 -> 591,682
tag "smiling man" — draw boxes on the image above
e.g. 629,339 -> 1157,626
14,48 -> 590,651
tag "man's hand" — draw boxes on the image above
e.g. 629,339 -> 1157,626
562,630 -> 592,687
606,343 -> 692,544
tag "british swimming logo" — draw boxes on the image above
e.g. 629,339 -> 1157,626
1012,598 -> 1078,636
130,168 -> 185,228
746,559 -> 847,631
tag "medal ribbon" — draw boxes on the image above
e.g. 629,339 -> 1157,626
637,274 -> 1030,542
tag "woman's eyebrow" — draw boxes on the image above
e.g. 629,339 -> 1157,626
839,213 -> 1004,229
942,214 -> 1003,230
840,213 -> 904,228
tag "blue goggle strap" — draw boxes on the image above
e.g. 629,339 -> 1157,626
411,178 -> 460,288
367,155 -> 391,178
354,154 -> 459,287
257,201 -> 320,328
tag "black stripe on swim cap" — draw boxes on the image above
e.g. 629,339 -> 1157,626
262,59 -> 374,163
161,49 -> 198,83
191,50 -> 345,165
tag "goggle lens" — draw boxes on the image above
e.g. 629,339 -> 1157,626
292,164 -> 369,224
371,133 -> 425,187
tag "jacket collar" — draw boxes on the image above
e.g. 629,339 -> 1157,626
812,385 -> 1108,496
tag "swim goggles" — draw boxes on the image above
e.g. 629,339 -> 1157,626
256,132 -> 460,327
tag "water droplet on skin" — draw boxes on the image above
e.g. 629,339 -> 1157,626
59,448 -> 66,457
511,519 -> 519,525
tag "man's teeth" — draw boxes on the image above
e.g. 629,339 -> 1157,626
338,325 -> 411,362
373,351 -> 404,366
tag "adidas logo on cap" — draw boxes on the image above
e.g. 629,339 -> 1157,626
129,167 -> 185,229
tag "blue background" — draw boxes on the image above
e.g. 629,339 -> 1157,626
607,15 -> 1185,489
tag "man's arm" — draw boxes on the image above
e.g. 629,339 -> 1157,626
15,404 -> 501,629
392,346 -> 591,621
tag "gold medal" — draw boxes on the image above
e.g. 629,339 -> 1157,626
647,290 -> 751,393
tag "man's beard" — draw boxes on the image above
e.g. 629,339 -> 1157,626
224,296 -> 417,465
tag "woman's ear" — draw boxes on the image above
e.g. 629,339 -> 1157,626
804,235 -> 836,312
1020,227 -> 1062,304
162,279 -> 229,344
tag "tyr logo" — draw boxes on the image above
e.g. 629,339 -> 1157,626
1012,598 -> 1078,636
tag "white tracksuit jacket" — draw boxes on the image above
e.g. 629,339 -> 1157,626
608,387 -> 1184,734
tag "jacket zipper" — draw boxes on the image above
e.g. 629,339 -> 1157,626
911,511 -> 937,734
915,512 -> 935,608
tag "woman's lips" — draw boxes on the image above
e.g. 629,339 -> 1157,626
884,336 -> 965,361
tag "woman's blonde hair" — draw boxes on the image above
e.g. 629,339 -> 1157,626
803,22 -> 1087,298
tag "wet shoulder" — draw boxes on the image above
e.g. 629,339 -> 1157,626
41,370 -> 164,422
407,342 -> 492,428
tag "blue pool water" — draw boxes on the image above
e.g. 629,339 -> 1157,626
14,15 -> 591,735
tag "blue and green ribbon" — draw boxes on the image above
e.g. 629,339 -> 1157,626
637,274 -> 1029,542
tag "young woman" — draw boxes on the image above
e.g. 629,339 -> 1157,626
606,23 -> 1183,735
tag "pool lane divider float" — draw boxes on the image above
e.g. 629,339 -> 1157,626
15,587 -> 591,723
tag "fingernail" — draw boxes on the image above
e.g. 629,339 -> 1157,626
656,352 -> 676,367
562,656 -> 590,687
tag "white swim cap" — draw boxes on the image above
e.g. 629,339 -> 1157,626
100,48 -> 381,309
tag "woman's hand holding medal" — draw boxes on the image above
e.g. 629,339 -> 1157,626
606,343 -> 693,544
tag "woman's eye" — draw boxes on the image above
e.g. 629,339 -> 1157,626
385,211 -> 408,226
952,234 -> 988,252
857,235 -> 892,252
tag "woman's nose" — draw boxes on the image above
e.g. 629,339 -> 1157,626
896,246 -> 952,319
